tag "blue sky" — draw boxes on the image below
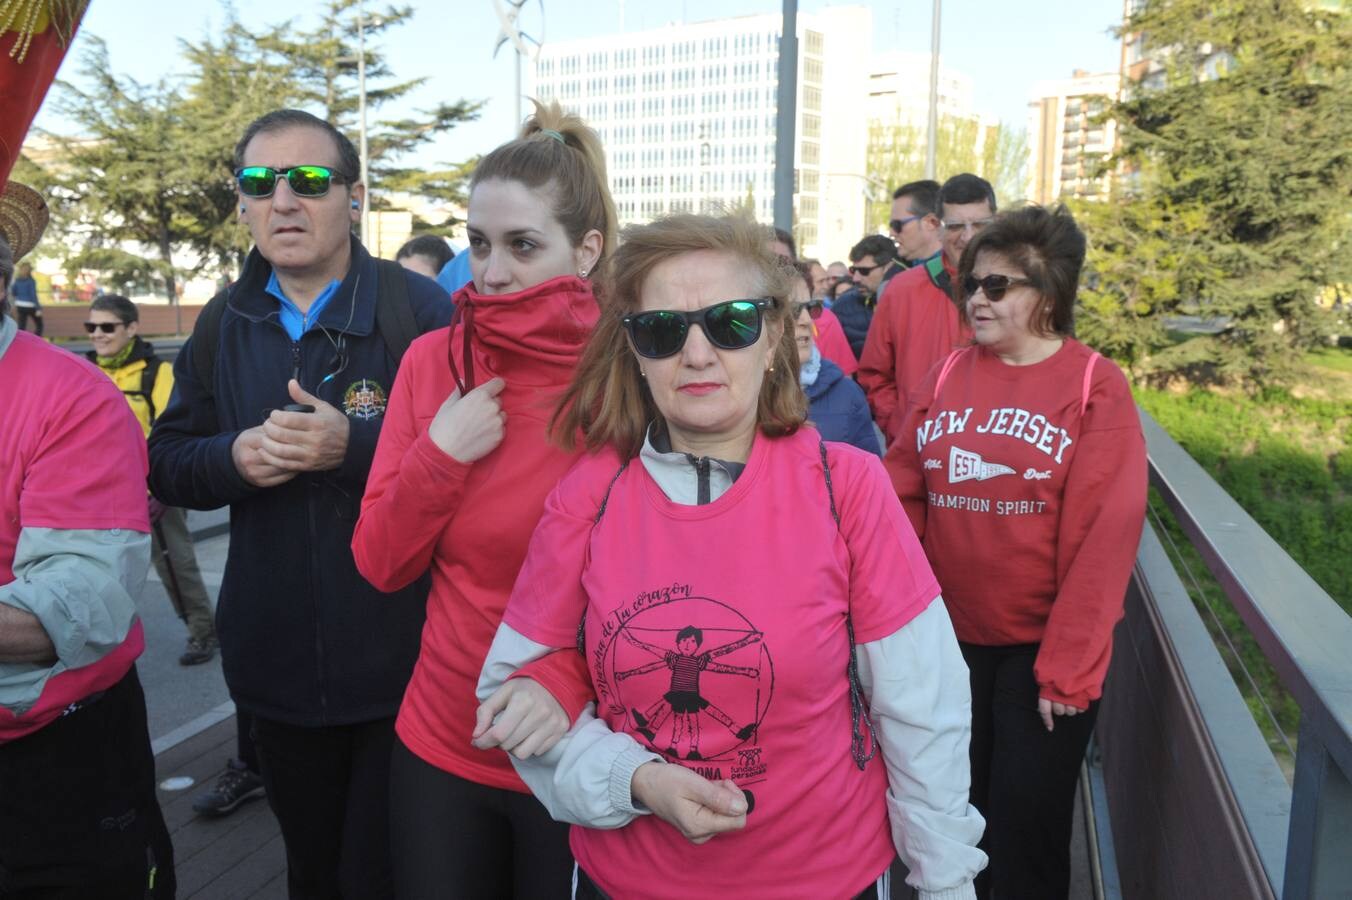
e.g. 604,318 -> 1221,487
36,0 -> 1124,169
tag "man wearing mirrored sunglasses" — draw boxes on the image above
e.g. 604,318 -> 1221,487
831,234 -> 903,361
148,108 -> 451,899
860,173 -> 996,445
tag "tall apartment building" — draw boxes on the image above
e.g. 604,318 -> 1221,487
867,52 -> 975,127
528,7 -> 871,261
1026,70 -> 1120,204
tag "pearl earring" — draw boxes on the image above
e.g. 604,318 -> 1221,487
579,267 -> 589,277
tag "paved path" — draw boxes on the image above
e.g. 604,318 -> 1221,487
139,509 -> 232,747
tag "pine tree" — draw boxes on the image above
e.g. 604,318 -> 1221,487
37,38 -> 201,302
1081,0 -> 1352,385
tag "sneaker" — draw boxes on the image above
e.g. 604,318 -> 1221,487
191,758 -> 265,817
178,636 -> 217,667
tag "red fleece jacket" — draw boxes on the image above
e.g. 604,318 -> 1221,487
858,259 -> 970,443
353,275 -> 596,791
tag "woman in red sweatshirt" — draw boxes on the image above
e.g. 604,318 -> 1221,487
886,205 -> 1147,900
351,101 -> 615,898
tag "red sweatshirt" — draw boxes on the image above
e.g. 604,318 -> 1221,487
858,258 -> 970,443
353,275 -> 596,791
884,339 -> 1146,708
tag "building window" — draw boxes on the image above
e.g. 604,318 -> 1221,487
805,30 -> 823,56
801,141 -> 820,165
803,59 -> 822,85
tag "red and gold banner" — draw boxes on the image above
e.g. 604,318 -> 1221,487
0,0 -> 88,191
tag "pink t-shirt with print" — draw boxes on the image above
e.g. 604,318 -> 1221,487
504,427 -> 941,900
0,331 -> 149,741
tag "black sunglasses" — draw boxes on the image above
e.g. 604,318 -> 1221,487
963,273 -> 1035,302
83,321 -> 125,334
849,263 -> 880,276
623,299 -> 773,359
889,214 -> 921,233
235,165 -> 351,198
792,299 -> 824,320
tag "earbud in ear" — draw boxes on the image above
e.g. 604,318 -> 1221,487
351,199 -> 360,210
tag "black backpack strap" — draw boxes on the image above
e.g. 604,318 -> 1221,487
819,439 -> 878,772
139,354 -> 162,424
191,287 -> 230,402
374,258 -> 419,365
576,461 -> 630,654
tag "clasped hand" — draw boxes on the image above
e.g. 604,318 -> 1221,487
231,380 -> 350,487
472,678 -> 570,760
631,762 -> 748,844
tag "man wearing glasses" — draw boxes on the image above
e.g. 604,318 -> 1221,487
888,179 -> 944,267
148,109 -> 450,897
859,173 -> 997,445
832,234 -> 904,360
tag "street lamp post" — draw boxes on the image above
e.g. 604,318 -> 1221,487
925,0 -> 942,180
773,0 -> 798,236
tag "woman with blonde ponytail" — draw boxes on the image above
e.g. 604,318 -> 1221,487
353,101 -> 615,898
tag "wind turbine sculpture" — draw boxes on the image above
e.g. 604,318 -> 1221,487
492,0 -> 545,131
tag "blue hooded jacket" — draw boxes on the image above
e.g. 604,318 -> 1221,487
804,356 -> 882,456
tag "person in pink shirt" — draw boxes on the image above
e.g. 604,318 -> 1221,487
475,214 -> 986,900
0,186 -> 174,896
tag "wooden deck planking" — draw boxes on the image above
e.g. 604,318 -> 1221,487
155,715 -> 282,898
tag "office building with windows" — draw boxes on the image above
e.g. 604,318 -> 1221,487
1027,70 -> 1121,204
528,7 -> 871,261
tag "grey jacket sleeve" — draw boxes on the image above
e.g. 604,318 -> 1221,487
477,623 -> 661,828
856,596 -> 987,900
0,526 -> 150,715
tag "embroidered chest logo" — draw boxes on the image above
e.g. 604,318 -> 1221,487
342,379 -> 387,420
591,589 -> 773,784
949,446 -> 1015,483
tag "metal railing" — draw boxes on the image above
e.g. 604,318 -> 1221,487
1094,410 -> 1352,898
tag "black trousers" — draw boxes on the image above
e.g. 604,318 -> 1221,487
961,642 -> 1098,900
14,306 -> 41,336
236,708 -> 259,772
250,713 -> 398,900
389,736 -> 573,900
0,667 -> 174,899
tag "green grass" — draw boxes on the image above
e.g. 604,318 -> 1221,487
1307,345 -> 1352,374
1135,384 -> 1351,774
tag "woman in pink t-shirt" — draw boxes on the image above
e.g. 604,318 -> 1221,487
474,215 -> 986,900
